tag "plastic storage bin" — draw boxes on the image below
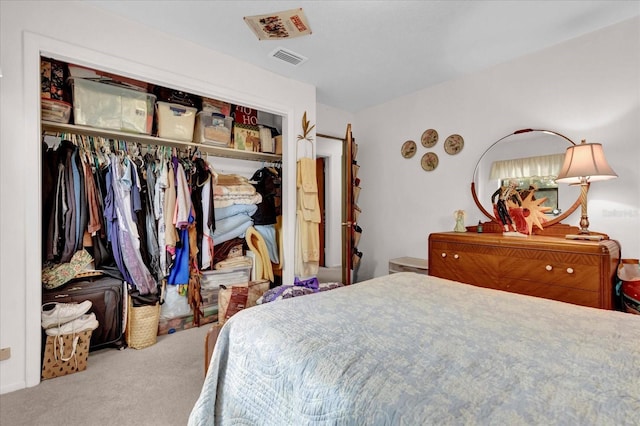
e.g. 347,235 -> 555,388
194,111 -> 232,146
41,98 -> 72,123
71,78 -> 156,134
200,266 -> 251,290
156,101 -> 197,141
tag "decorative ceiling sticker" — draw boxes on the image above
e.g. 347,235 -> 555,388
244,8 -> 312,40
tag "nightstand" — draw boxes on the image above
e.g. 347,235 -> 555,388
389,257 -> 428,275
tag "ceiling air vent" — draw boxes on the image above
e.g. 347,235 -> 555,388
269,47 -> 308,67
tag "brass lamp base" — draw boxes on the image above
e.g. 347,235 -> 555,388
564,183 -> 604,241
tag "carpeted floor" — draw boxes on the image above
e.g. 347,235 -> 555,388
0,324 -> 212,426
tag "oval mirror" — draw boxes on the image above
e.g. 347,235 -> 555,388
471,129 -> 581,229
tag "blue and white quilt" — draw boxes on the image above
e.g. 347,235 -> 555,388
189,272 -> 640,425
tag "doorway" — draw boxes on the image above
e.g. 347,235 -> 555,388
315,135 -> 343,283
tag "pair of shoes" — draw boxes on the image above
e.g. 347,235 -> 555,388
352,250 -> 363,269
41,301 -> 92,329
45,313 -> 99,336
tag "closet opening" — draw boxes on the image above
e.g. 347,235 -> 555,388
31,43 -> 295,384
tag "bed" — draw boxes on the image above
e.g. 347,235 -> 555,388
189,272 -> 640,425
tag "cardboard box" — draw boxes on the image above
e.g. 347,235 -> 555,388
202,98 -> 231,116
68,64 -> 150,92
233,123 -> 261,152
233,105 -> 258,125
275,135 -> 283,155
259,126 -> 274,153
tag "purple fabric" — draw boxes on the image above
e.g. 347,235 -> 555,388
294,276 -> 319,291
104,168 -> 134,285
259,280 -> 343,304
260,285 -> 315,303
172,156 -> 179,187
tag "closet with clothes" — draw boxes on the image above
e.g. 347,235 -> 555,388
40,56 -> 287,350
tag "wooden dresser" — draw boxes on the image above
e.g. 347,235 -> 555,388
428,232 -> 621,309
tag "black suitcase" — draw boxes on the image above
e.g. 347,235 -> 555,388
42,276 -> 126,351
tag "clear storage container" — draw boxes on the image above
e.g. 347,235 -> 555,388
156,101 -> 197,141
71,78 -> 155,134
193,111 -> 232,146
200,266 -> 251,290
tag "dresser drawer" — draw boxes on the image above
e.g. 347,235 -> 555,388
501,278 -> 601,308
501,254 -> 600,291
429,242 -> 499,288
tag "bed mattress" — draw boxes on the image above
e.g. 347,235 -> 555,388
189,272 -> 640,425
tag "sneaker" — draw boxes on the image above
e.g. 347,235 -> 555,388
41,300 -> 92,329
45,313 -> 99,336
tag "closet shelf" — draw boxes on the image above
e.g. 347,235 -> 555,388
41,121 -> 282,162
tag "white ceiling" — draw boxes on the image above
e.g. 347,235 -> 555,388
87,1 -> 639,113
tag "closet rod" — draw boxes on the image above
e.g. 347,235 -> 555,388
41,121 -> 282,163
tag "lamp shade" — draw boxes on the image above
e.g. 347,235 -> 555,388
555,140 -> 617,184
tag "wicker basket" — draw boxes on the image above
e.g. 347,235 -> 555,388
126,296 -> 160,349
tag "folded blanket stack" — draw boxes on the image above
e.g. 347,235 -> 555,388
213,174 -> 262,208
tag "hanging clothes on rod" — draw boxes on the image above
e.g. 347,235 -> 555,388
41,132 -> 219,297
104,151 -> 157,295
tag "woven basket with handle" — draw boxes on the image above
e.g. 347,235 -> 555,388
126,296 -> 160,349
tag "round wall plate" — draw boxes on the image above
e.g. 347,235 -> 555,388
401,140 -> 417,158
421,152 -> 439,171
421,129 -> 438,148
444,134 -> 464,155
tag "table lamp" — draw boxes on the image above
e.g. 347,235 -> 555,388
555,139 -> 617,241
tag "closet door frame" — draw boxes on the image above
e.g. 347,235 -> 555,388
22,32 -> 297,387
317,126 -> 355,286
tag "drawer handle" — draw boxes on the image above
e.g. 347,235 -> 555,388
566,267 -> 574,274
441,253 -> 447,258
545,265 -> 553,271
453,254 -> 459,259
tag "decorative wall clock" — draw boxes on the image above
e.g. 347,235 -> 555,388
444,134 -> 464,155
421,129 -> 438,148
401,140 -> 417,158
421,152 -> 439,171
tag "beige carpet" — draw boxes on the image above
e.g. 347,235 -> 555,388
0,325 -> 212,426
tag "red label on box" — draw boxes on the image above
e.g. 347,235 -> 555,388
234,106 -> 258,125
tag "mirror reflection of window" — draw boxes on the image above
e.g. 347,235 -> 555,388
473,129 -> 581,227
492,153 -> 564,215
499,177 -> 560,215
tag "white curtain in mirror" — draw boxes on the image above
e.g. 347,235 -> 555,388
490,153 -> 565,180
